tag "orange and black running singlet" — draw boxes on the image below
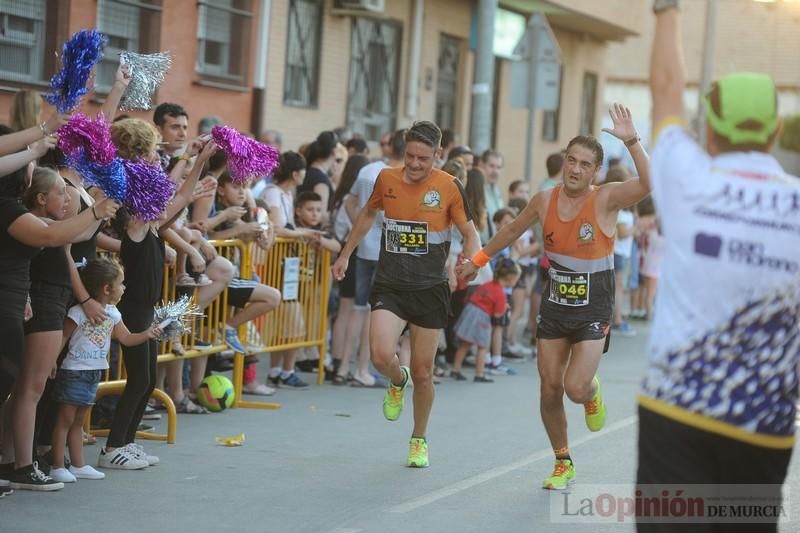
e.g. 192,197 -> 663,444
367,167 -> 471,291
540,185 -> 615,322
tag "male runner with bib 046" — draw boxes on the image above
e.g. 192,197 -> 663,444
332,121 -> 478,468
637,1 -> 799,531
458,104 -> 651,489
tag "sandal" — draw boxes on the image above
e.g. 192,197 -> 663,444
175,273 -> 196,287
194,273 -> 213,286
172,341 -> 186,357
177,396 -> 208,414
82,430 -> 97,445
331,374 -> 347,386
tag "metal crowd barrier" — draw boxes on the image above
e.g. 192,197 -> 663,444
86,237 -> 332,443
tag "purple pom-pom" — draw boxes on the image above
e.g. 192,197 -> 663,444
66,153 -> 128,202
123,159 -> 176,221
58,114 -> 115,165
211,125 -> 280,183
46,29 -> 108,113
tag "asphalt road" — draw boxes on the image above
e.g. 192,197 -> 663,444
3,322 -> 799,533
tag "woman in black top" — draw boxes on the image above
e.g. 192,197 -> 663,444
298,131 -> 338,225
0,161 -> 119,490
99,122 -> 216,470
6,167 -> 106,484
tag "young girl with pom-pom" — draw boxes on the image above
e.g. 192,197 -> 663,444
99,119 -> 216,470
50,258 -> 162,481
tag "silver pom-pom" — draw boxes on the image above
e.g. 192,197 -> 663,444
153,295 -> 203,342
119,51 -> 172,111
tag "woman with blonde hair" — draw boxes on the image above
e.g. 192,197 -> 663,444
10,90 -> 41,132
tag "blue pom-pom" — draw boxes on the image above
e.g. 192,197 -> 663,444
46,29 -> 108,113
67,152 -> 127,202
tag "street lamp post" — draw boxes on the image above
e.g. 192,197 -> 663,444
697,0 -> 718,146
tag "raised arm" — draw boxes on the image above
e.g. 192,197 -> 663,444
0,112 -> 67,157
8,198 -> 119,248
99,64 -> 131,121
0,136 -> 55,177
162,140 -> 216,225
651,0 -> 686,132
601,103 -> 652,211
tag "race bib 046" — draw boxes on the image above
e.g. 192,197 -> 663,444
548,268 -> 590,306
385,218 -> 428,254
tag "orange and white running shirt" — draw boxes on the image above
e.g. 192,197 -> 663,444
540,185 -> 616,322
367,167 -> 471,291
641,124 -> 800,449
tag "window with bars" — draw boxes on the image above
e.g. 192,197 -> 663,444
96,0 -> 162,93
435,34 -> 460,131
284,0 -> 322,107
579,71 -> 598,136
197,0 -> 252,82
346,17 -> 401,141
0,0 -> 45,83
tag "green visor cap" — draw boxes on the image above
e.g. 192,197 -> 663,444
704,72 -> 779,145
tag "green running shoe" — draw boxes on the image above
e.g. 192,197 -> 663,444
542,459 -> 575,490
407,437 -> 429,468
583,375 -> 606,432
383,366 -> 410,421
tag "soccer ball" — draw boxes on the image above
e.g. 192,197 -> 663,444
197,375 -> 235,412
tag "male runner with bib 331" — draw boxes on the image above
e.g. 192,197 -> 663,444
332,121 -> 478,468
458,104 -> 651,489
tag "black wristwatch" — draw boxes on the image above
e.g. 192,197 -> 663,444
653,0 -> 679,13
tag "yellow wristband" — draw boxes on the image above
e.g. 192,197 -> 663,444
471,249 -> 491,268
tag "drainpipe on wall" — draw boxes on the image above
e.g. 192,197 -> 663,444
404,0 -> 424,120
252,0 -> 272,136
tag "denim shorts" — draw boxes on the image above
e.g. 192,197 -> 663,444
52,369 -> 104,406
354,257 -> 378,308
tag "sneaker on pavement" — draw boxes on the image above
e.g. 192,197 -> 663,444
473,375 -> 494,383
0,486 -> 12,498
449,370 -> 467,381
125,443 -> 159,466
9,462 -> 64,491
242,382 -> 275,396
383,366 -> 410,421
612,322 -> 637,337
98,447 -> 148,470
543,459 -> 576,490
407,437 -> 429,468
508,343 -> 534,357
142,404 -> 162,420
69,464 -> 105,480
487,363 -> 516,376
279,373 -> 309,389
223,326 -> 247,354
49,467 -> 77,483
0,462 -> 13,486
137,422 -> 155,433
584,375 -> 607,432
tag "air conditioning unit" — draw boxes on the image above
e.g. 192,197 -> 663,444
332,0 -> 385,15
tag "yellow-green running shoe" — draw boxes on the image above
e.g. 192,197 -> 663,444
383,366 -> 410,421
583,375 -> 606,432
407,437 -> 429,468
542,459 -> 575,490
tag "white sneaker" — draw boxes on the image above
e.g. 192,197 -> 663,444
49,467 -> 77,483
125,443 -> 159,466
69,464 -> 105,480
242,382 -> 275,396
98,447 -> 148,470
508,343 -> 533,356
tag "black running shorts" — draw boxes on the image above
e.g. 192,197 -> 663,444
369,282 -> 451,330
536,315 -> 611,353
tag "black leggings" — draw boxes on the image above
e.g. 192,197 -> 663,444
106,302 -> 157,448
0,315 -> 24,406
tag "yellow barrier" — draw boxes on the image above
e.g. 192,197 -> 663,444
87,237 -> 332,441
245,238 -> 332,386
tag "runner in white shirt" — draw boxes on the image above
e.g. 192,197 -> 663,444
639,2 -> 798,530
